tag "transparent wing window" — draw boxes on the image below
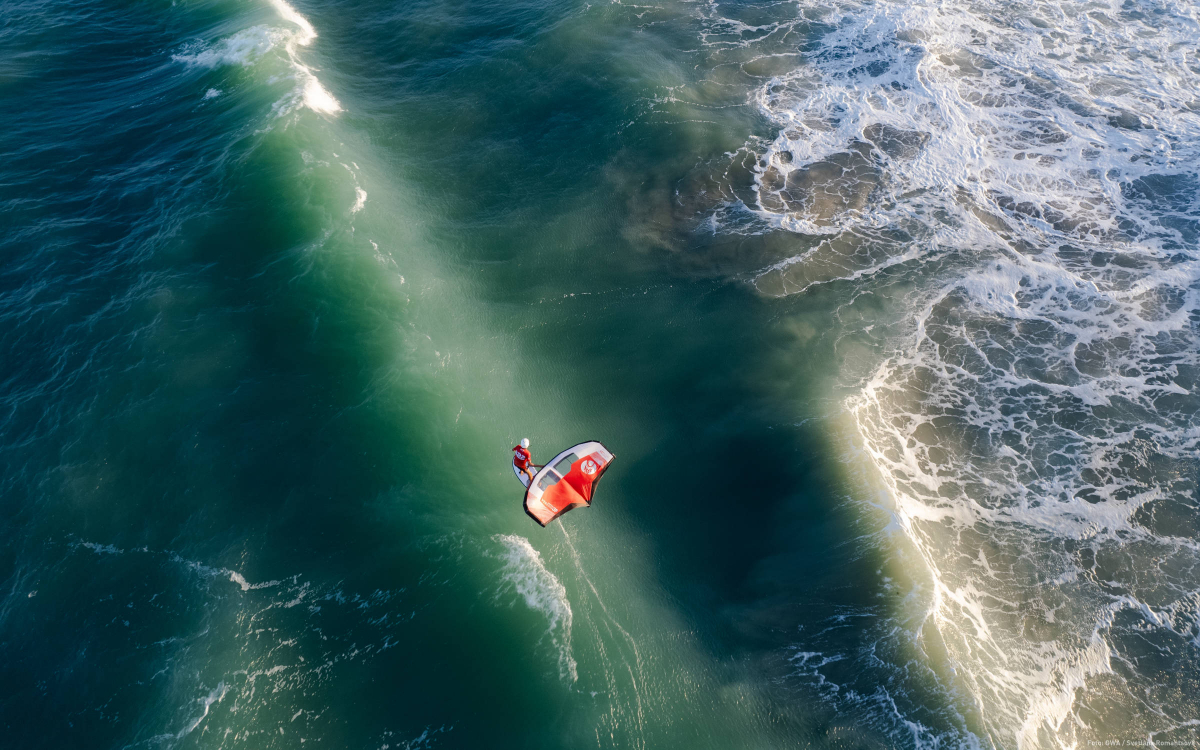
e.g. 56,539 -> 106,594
553,453 -> 578,476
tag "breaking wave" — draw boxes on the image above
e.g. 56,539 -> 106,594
493,534 -> 578,683
688,0 -> 1200,745
172,0 -> 340,115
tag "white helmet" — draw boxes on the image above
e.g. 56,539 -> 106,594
520,438 -> 530,448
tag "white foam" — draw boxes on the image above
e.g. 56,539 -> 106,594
79,541 -> 121,555
227,570 -> 283,592
172,26 -> 285,68
177,682 -> 228,738
171,554 -> 282,592
298,75 -> 341,114
269,0 -> 341,115
493,534 -> 577,682
351,187 -> 367,213
693,0 -> 1200,744
171,0 -> 340,116
743,0 -> 1200,268
266,0 -> 316,45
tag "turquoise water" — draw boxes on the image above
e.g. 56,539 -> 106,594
4,0 -> 1200,747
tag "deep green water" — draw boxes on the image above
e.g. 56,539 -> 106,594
4,0 -> 1200,747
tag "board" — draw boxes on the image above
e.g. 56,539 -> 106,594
513,458 -> 534,488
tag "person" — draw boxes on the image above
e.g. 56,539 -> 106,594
513,438 -> 536,481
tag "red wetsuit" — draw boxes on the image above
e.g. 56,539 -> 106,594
513,445 -> 532,469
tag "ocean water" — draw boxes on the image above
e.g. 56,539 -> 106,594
2,0 -> 1199,748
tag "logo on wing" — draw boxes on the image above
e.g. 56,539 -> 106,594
581,459 -> 598,475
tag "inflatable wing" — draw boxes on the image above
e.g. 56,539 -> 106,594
524,441 -> 614,527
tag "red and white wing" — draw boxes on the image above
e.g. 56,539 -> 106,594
523,441 -> 614,527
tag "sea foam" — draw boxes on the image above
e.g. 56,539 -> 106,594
172,0 -> 340,116
694,0 -> 1200,745
493,534 -> 578,683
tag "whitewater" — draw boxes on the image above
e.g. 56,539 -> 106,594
683,0 -> 1200,745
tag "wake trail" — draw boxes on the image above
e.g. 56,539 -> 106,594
559,525 -> 648,748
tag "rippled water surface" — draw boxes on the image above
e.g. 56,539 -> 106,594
3,0 -> 1199,748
